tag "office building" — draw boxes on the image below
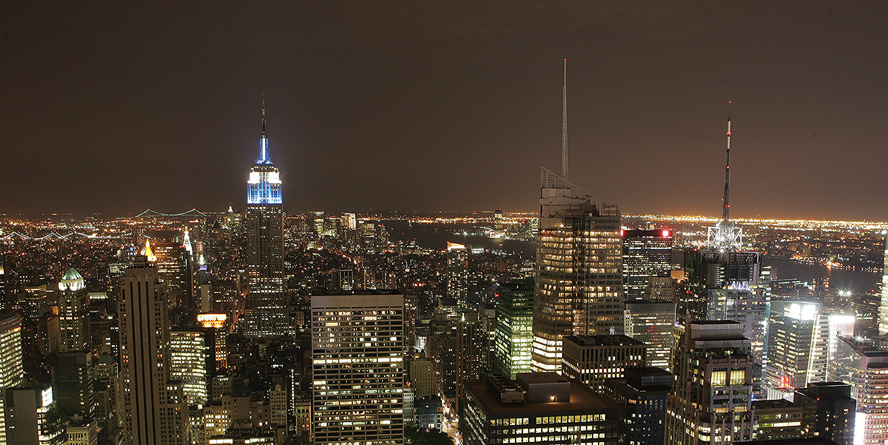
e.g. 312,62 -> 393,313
94,352 -> 122,431
118,260 -> 185,445
624,299 -> 676,371
170,330 -> 209,406
622,229 -> 675,300
493,277 -> 534,378
409,356 -> 437,400
457,312 -> 486,408
750,399 -> 805,441
460,373 -> 619,445
54,351 -> 96,420
197,313 -> 229,371
879,231 -> 888,336
58,268 -> 89,352
0,314 -> 24,445
531,63 -> 623,372
3,386 -> 64,445
795,382 -> 855,445
152,241 -> 188,309
668,320 -> 754,444
244,104 -> 287,338
828,336 -> 888,445
311,292 -> 405,445
561,334 -> 646,392
602,367 -> 673,445
765,300 -> 829,400
447,242 -> 469,305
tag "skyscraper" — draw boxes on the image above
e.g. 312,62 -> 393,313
311,292 -> 405,445
493,278 -> 534,379
446,242 -> 469,306
531,60 -> 623,372
58,268 -> 88,352
118,260 -> 185,445
828,336 -> 888,445
878,230 -> 888,336
621,228 -> 675,300
244,103 -> 287,338
169,330 -> 209,406
0,314 -> 24,445
795,382 -> 855,445
668,320 -> 754,444
764,300 -> 829,400
624,299 -> 676,371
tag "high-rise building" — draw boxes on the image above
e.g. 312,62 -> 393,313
118,260 -> 185,445
624,299 -> 676,371
446,242 -> 469,305
561,335 -> 647,392
531,62 -> 623,373
94,352 -> 122,431
244,103 -> 287,338
54,351 -> 96,420
409,356 -> 437,400
0,313 -> 24,445
311,292 -> 405,445
457,312 -> 486,409
152,241 -> 188,309
532,177 -> 623,373
602,367 -> 673,445
795,382 -> 855,445
828,336 -> 888,445
58,268 -> 89,352
879,231 -> 888,336
750,399 -> 806,441
169,330 -> 209,406
622,229 -> 675,300
460,373 -> 619,445
493,277 -> 534,378
764,300 -> 829,400
668,320 -> 754,444
4,385 -> 65,444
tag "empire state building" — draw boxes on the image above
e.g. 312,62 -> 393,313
244,103 -> 287,338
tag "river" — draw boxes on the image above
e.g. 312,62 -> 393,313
383,220 -> 882,293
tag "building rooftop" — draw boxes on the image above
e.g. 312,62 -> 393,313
564,334 -> 645,347
466,376 -> 615,418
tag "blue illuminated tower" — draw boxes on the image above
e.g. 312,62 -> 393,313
244,102 -> 287,338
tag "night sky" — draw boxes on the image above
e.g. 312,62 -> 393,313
2,2 -> 886,220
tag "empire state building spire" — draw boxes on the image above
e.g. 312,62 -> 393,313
258,99 -> 271,164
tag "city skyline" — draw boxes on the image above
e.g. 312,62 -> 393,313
1,2 -> 886,220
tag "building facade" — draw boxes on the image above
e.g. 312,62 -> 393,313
460,373 -> 619,445
532,168 -> 622,372
118,260 -> 185,445
561,334 -> 647,392
621,229 -> 674,300
668,320 -> 754,444
244,105 -> 287,338
624,299 -> 676,372
311,292 -> 405,445
493,277 -> 534,379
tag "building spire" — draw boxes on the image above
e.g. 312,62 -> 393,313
562,58 -> 568,182
258,98 -> 270,164
722,100 -> 732,223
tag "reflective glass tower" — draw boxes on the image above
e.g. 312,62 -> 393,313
244,103 -> 287,338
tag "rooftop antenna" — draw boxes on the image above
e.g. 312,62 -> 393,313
562,59 -> 568,182
722,100 -> 732,223
259,97 -> 269,163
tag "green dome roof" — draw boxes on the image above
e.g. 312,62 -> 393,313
62,268 -> 83,281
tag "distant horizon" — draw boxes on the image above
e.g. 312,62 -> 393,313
2,207 -> 887,226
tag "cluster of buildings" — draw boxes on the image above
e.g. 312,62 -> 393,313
0,82 -> 886,445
